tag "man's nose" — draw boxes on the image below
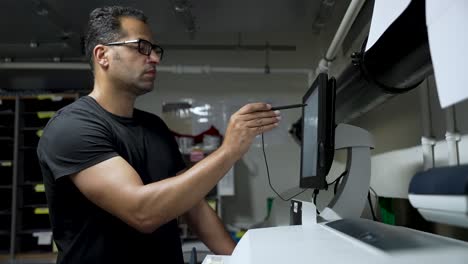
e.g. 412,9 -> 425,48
148,50 -> 160,64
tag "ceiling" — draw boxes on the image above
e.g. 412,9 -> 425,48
0,0 -> 340,92
0,0 -> 336,61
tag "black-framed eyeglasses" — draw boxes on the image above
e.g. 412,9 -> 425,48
104,39 -> 164,60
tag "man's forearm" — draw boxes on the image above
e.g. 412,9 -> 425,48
185,200 -> 235,255
136,145 -> 237,230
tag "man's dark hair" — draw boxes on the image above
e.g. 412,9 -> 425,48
84,6 -> 148,71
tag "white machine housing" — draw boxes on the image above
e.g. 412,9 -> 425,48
202,124 -> 468,264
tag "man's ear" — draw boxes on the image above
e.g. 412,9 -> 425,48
93,45 -> 109,69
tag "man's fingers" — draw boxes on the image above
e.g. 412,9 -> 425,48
240,110 -> 280,121
246,117 -> 281,128
224,103 -> 281,158
254,123 -> 279,135
237,103 -> 271,115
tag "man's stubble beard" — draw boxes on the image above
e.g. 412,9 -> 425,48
112,52 -> 154,96
134,81 -> 154,96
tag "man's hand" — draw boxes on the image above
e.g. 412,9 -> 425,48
222,103 -> 281,159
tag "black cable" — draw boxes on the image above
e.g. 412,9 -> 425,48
326,170 -> 347,195
312,189 -> 320,215
368,191 -> 377,221
327,170 -> 347,186
261,133 -> 308,201
334,180 -> 339,195
369,186 -> 379,198
369,187 -> 380,221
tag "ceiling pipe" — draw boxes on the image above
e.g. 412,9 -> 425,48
162,43 -> 296,51
0,62 -> 312,75
315,0 -> 366,75
0,62 -> 89,70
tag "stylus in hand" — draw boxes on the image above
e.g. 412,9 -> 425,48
271,104 -> 307,111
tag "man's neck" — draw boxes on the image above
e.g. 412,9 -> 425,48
89,81 -> 137,118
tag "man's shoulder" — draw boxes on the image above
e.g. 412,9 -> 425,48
57,96 -> 95,113
54,96 -> 104,121
134,109 -> 165,126
43,97 -> 107,135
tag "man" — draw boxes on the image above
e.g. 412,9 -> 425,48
37,6 -> 280,264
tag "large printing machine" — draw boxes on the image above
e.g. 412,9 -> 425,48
202,1 -> 468,263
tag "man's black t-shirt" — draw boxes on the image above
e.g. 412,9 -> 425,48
37,96 -> 186,264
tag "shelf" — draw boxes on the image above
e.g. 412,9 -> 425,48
0,93 -> 77,258
0,161 -> 13,187
21,204 -> 48,209
181,235 -> 198,241
0,210 -> 11,215
19,146 -> 37,151
21,112 -> 52,115
18,229 -> 51,235
21,127 -> 43,131
20,208 -> 51,231
21,112 -> 55,118
22,176 -> 43,183
21,145 -> 40,150
14,253 -> 57,263
20,94 -> 77,100
21,182 -> 44,187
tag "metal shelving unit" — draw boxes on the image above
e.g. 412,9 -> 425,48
0,94 -> 78,263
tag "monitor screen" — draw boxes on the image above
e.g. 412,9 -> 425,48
300,73 -> 336,189
302,88 -> 319,181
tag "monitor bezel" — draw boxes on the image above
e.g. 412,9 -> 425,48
299,73 -> 336,189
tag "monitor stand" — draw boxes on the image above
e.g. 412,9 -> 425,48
320,123 -> 374,221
